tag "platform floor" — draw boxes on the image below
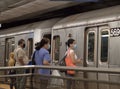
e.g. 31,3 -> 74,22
0,84 -> 12,89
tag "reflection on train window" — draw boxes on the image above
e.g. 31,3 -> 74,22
53,36 -> 60,61
87,32 -> 95,62
101,31 -> 109,62
27,38 -> 33,59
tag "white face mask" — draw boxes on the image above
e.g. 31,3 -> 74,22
48,44 -> 51,49
74,44 -> 77,49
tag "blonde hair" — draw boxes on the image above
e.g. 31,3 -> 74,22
8,52 -> 15,66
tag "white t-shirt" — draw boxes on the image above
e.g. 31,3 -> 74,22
66,49 -> 78,60
14,46 -> 29,66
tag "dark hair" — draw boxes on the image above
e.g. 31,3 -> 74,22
67,39 -> 75,47
18,39 -> 25,45
40,38 -> 50,48
35,42 -> 40,50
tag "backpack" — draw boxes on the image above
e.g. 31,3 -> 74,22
26,51 -> 36,73
8,52 -> 16,75
58,55 -> 67,73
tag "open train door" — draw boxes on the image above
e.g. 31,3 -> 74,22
84,25 -> 110,89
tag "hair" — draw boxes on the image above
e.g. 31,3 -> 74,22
18,39 -> 25,45
40,38 -> 50,48
35,42 -> 40,50
67,39 -> 75,47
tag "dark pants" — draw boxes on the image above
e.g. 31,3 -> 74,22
9,70 -> 16,89
10,78 -> 16,89
66,74 -> 75,89
40,79 -> 48,89
16,69 -> 26,89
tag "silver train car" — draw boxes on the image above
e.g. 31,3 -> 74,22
0,5 -> 120,89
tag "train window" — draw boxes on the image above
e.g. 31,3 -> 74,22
53,36 -> 60,61
87,32 -> 95,62
5,38 -> 15,62
27,38 -> 33,59
100,31 -> 109,62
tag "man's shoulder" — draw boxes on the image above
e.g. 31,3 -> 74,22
14,46 -> 24,53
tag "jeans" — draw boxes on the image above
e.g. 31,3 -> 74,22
16,69 -> 26,89
10,78 -> 16,89
66,74 -> 75,89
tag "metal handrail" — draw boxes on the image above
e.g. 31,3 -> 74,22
0,65 -> 120,86
0,65 -> 120,74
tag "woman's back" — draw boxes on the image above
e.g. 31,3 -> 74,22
35,48 -> 51,75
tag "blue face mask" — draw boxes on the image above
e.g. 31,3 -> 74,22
48,44 -> 51,49
74,44 -> 77,49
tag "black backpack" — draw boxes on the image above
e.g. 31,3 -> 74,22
26,51 -> 36,73
32,51 -> 36,65
58,55 -> 67,73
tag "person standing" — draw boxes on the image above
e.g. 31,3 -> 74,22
66,39 -> 82,89
35,38 -> 51,89
14,39 -> 29,89
8,52 -> 16,89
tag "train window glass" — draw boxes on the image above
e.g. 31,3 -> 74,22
27,38 -> 33,59
53,36 -> 60,61
87,32 -> 95,62
100,31 -> 109,62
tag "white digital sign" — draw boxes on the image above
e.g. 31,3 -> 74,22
110,27 -> 120,37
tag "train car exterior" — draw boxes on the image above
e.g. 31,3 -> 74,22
0,18 -> 61,82
52,5 -> 120,89
0,5 -> 120,89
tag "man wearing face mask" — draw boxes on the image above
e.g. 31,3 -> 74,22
14,39 -> 28,89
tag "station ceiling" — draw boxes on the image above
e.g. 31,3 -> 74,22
0,0 -> 120,29
0,0 -> 80,23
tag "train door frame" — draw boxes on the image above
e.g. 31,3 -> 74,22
84,27 -> 98,89
4,37 -> 15,82
84,25 -> 110,89
5,37 -> 15,66
42,32 -> 52,53
98,25 -> 110,89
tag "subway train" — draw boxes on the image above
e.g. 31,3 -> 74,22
0,5 -> 120,89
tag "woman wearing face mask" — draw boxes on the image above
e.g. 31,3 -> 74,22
66,39 -> 82,89
34,38 -> 51,89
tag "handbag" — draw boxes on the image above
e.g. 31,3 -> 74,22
65,50 -> 76,75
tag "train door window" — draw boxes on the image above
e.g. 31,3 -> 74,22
86,32 -> 95,62
100,30 -> 109,62
52,36 -> 60,61
27,38 -> 33,59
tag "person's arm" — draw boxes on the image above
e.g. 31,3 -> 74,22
70,52 -> 81,64
17,50 -> 25,65
18,58 -> 25,65
43,52 -> 51,65
43,60 -> 50,65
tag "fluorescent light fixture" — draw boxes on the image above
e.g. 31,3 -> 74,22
50,0 -> 99,2
0,24 -> 1,28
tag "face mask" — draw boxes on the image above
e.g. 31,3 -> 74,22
74,44 -> 77,49
48,44 -> 50,49
23,44 -> 26,48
